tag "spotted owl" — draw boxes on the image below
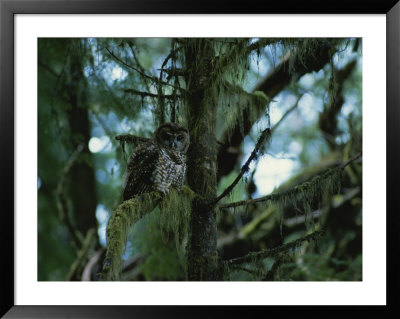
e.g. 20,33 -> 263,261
122,122 -> 190,201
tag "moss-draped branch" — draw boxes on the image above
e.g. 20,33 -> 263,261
101,187 -> 195,281
219,152 -> 361,210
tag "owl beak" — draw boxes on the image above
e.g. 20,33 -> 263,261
169,141 -> 178,149
171,137 -> 180,149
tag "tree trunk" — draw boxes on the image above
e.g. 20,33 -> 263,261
184,40 -> 219,280
65,40 -> 98,241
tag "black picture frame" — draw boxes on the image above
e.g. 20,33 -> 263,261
1,1 -> 399,318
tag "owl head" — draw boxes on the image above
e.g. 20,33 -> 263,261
154,122 -> 190,153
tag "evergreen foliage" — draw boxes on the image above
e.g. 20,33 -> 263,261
38,37 -> 362,282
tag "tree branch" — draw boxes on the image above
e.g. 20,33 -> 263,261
90,111 -> 121,149
123,88 -> 181,100
159,43 -> 182,79
218,152 -> 361,209
127,41 -> 158,106
66,228 -> 96,280
215,39 -> 280,76
229,265 -> 261,276
217,40 -> 333,180
226,229 -> 325,266
239,94 -> 303,197
247,38 -> 281,54
213,128 -> 271,205
158,68 -> 185,77
100,192 -> 163,281
38,59 -> 59,78
318,59 -> 358,149
342,151 -> 362,168
105,47 -> 156,82
115,134 -> 150,145
271,93 -> 304,134
284,186 -> 360,227
82,247 -> 105,281
55,143 -> 85,249
105,47 -> 184,92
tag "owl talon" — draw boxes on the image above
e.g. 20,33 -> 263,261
157,185 -> 170,195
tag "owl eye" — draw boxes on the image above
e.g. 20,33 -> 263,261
161,131 -> 171,140
177,135 -> 184,141
160,131 -> 167,138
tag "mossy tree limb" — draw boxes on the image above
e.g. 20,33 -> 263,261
101,187 -> 196,281
123,88 -> 180,100
225,229 -> 325,267
219,152 -> 361,210
115,134 -> 150,145
101,192 -> 163,281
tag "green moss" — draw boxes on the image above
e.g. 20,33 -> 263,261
168,39 -> 272,144
101,187 -> 195,281
278,167 -> 342,232
186,252 -> 220,280
217,83 -> 271,142
159,186 -> 196,265
219,164 -> 345,280
101,192 -> 162,280
224,230 -> 325,280
221,165 -> 343,233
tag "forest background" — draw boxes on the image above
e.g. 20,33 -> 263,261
38,37 -> 362,281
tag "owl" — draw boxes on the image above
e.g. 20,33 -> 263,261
122,122 -> 190,201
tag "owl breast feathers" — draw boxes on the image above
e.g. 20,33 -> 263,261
122,123 -> 190,201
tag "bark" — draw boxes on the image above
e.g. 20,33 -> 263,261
65,40 -> 98,240
185,40 -> 219,280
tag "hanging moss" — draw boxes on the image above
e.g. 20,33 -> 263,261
217,83 -> 271,142
218,166 -> 344,280
210,39 -> 272,143
100,192 -> 162,280
228,261 -> 270,281
210,38 -> 251,86
100,186 -> 195,281
220,165 -> 343,211
275,38 -> 335,73
274,166 -> 343,233
159,186 -> 196,267
222,229 -> 325,280
170,38 -> 273,144
219,165 -> 343,241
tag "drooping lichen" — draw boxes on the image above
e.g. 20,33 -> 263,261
100,186 -> 196,281
159,186 -> 196,267
217,165 -> 343,279
169,38 -> 273,144
100,192 -> 162,281
220,165 -> 343,216
222,229 -> 325,280
217,84 -> 271,143
218,165 -> 344,280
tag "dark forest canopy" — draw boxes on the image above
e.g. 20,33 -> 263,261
38,38 -> 362,281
